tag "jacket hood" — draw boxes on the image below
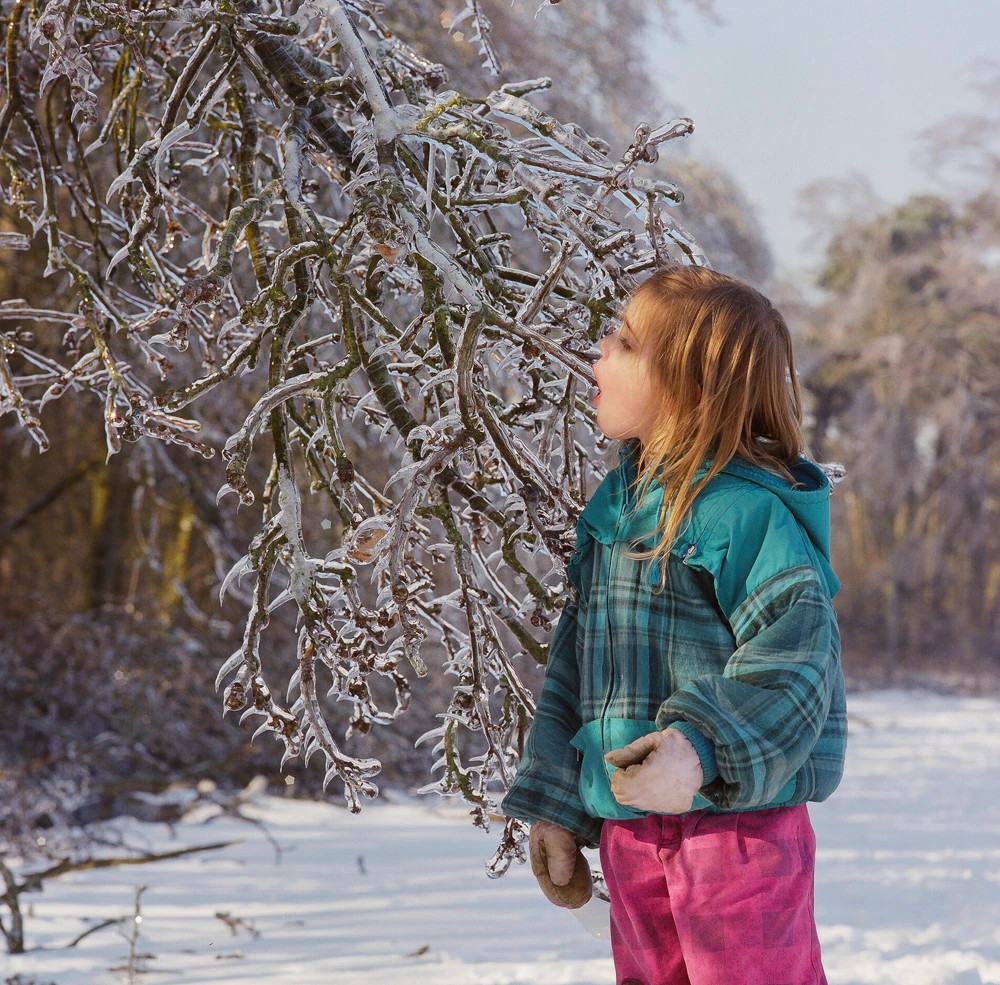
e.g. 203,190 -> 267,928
708,450 -> 836,564
578,438 -> 837,576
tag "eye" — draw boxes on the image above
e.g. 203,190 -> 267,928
619,335 -> 631,351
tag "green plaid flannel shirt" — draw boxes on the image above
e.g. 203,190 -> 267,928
501,442 -> 847,848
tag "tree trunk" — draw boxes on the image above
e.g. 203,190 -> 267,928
86,454 -> 133,610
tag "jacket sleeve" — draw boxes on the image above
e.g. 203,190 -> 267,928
500,592 -> 604,848
655,493 -> 842,810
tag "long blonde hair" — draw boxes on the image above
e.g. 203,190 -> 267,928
612,265 -> 806,594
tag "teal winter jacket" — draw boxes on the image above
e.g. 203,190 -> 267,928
500,438 -> 847,848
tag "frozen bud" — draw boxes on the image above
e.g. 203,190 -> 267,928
224,681 -> 247,711
338,458 -> 356,484
366,213 -> 395,243
372,242 -> 401,265
424,64 -> 448,90
346,515 -> 392,563
180,273 -> 224,307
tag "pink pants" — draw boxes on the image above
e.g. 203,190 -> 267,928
599,805 -> 826,985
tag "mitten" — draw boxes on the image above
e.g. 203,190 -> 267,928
528,820 -> 593,909
606,728 -> 704,814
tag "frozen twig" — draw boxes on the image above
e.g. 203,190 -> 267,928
0,0 -> 704,874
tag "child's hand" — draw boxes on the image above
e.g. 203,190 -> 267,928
605,728 -> 704,814
528,820 -> 593,909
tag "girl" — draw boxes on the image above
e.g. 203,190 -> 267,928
501,265 -> 846,985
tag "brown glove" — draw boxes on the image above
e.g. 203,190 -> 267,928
528,820 -> 593,909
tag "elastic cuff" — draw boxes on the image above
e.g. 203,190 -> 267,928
499,789 -> 604,849
665,721 -> 719,786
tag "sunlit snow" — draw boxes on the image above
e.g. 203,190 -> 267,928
5,690 -> 1000,985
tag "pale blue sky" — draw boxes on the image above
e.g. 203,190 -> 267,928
648,1 -> 1000,278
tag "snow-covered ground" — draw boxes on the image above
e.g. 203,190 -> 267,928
5,690 -> 1000,985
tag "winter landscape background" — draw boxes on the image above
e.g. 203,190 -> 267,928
3,0 -> 1000,982
4,691 -> 1000,985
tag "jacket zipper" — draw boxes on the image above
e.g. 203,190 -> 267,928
599,505 -> 627,780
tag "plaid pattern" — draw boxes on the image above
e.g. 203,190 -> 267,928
501,449 -> 847,848
659,565 -> 845,812
601,806 -> 827,984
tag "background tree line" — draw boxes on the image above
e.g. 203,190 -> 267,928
797,65 -> 1000,685
1,0 -> 997,858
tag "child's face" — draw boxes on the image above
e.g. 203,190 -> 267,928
591,317 -> 661,446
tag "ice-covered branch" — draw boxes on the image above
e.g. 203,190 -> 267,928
0,0 -> 706,872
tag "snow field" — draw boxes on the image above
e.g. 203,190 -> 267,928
3,690 -> 1000,984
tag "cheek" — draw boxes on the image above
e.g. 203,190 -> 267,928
636,374 -> 663,415
625,381 -> 654,420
